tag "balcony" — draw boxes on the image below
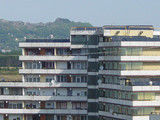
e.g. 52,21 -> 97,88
99,56 -> 160,62
99,84 -> 132,91
19,69 -> 87,75
99,41 -> 160,47
99,83 -> 160,92
99,97 -> 132,106
132,86 -> 160,91
99,111 -> 149,120
0,95 -> 87,101
0,88 -> 22,96
99,97 -> 160,107
0,82 -> 87,88
19,42 -> 71,48
19,56 -> 87,61
99,70 -> 160,76
0,109 -> 87,114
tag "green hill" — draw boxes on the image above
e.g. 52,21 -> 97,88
0,18 -> 92,68
0,18 -> 92,51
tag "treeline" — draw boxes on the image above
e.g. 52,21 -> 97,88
0,18 -> 92,51
0,56 -> 21,67
0,50 -> 21,67
0,18 -> 93,67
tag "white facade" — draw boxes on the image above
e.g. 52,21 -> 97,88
1,26 -> 160,120
0,39 -> 88,120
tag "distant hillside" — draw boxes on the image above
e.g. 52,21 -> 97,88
0,18 -> 92,51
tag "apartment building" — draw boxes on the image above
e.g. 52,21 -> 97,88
98,25 -> 160,120
71,25 -> 160,120
18,39 -> 88,120
0,25 -> 160,120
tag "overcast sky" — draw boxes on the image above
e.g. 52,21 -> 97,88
0,0 -> 160,26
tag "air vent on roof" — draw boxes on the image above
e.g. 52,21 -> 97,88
138,31 -> 143,36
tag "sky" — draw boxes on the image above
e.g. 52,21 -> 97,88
0,0 -> 160,26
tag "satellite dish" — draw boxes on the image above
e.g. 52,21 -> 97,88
50,34 -> 54,39
98,79 -> 102,85
149,81 -> 153,86
51,80 -> 55,84
100,65 -> 104,70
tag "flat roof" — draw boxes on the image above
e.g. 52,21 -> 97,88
71,27 -> 102,31
25,39 -> 70,43
103,25 -> 154,30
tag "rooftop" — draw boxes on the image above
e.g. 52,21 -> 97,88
103,25 -> 154,30
71,27 -> 102,31
25,39 -> 70,43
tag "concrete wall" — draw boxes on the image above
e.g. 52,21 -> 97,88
104,29 -> 153,38
56,62 -> 67,69
40,75 -> 45,82
142,48 -> 160,56
143,62 -> 160,70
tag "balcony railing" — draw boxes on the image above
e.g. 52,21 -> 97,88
0,109 -> 87,114
0,95 -> 87,101
71,27 -> 102,31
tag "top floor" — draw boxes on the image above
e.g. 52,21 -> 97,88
103,25 -> 154,38
71,25 -> 154,38
19,39 -> 71,48
103,25 -> 154,30
70,27 -> 103,35
19,25 -> 160,49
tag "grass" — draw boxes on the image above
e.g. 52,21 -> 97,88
0,67 -> 22,82
0,75 -> 22,82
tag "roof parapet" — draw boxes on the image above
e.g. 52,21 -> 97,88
103,25 -> 154,30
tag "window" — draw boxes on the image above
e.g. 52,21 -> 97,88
46,76 -> 54,82
25,62 -> 41,69
24,75 -> 40,82
57,48 -> 69,55
42,62 -> 54,69
0,102 -> 4,108
72,49 -> 81,55
57,75 -> 67,82
72,62 -> 86,69
67,88 -> 72,96
26,89 -> 39,96
8,103 -> 22,109
76,62 -> 81,69
33,78 -> 36,82
72,76 -> 87,83
81,76 -> 87,83
71,35 -> 87,45
56,102 -> 67,109
45,49 -> 54,55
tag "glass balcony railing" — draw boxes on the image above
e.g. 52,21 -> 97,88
71,27 -> 102,31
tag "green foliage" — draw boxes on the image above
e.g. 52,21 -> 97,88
0,18 -> 93,50
0,56 -> 20,67
0,18 -> 92,68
